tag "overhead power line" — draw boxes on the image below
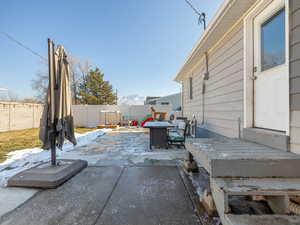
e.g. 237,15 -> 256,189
0,31 -> 47,62
184,0 -> 206,30
184,0 -> 201,16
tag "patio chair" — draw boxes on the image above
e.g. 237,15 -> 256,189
168,119 -> 186,133
167,121 -> 188,148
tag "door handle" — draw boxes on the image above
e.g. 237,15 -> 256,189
249,75 -> 257,80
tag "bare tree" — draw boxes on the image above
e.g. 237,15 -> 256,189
7,91 -> 19,102
31,71 -> 48,102
0,89 -> 20,102
22,98 -> 41,104
31,53 -> 92,104
68,55 -> 92,104
0,88 -> 7,101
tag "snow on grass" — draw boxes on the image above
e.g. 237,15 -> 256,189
0,129 -> 111,187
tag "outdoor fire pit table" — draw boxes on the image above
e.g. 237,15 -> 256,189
144,121 -> 176,149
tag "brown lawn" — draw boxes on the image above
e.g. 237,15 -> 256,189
0,127 -> 97,163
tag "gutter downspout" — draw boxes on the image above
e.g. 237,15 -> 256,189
202,52 -> 209,125
181,81 -> 184,117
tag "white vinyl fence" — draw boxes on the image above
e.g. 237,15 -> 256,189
73,105 -> 175,127
0,102 -> 44,132
0,103 -> 181,132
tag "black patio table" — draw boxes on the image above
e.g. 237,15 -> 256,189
144,121 -> 176,149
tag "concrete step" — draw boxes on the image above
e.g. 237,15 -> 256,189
211,177 -> 300,214
224,214 -> 300,225
186,138 -> 300,178
243,128 -> 289,151
210,177 -> 300,225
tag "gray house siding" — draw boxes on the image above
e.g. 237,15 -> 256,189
204,21 -> 244,138
182,21 -> 244,138
182,1 -> 300,146
182,62 -> 205,121
290,0 -> 300,153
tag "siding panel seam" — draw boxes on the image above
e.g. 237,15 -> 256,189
208,26 -> 243,59
205,123 -> 239,131
291,7 -> 300,15
206,75 -> 243,91
291,75 -> 300,79
291,58 -> 300,63
205,99 -> 243,106
205,89 -> 243,100
205,117 -> 241,122
207,67 -> 243,84
209,48 -> 244,73
209,37 -> 243,66
291,41 -> 300,48
291,24 -> 300,32
209,58 -> 244,79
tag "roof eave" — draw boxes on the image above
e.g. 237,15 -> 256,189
174,0 -> 257,82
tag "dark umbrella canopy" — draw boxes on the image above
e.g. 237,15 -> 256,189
39,39 -> 77,165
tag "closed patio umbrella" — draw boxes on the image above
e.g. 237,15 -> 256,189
39,39 -> 77,165
7,39 -> 86,188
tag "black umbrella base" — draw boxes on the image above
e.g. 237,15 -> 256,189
7,160 -> 88,189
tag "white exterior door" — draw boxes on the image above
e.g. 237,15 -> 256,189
253,0 -> 289,132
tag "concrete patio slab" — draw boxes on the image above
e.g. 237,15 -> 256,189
7,160 -> 88,188
0,167 -> 123,225
0,166 -> 201,225
0,130 -> 200,225
59,129 -> 187,167
0,187 -> 39,218
96,166 -> 201,225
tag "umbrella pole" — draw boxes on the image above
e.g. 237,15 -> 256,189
50,133 -> 56,166
48,38 -> 57,166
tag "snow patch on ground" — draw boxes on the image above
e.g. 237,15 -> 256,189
0,129 -> 111,187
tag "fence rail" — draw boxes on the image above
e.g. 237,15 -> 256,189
73,105 -> 175,127
0,103 -> 180,132
0,102 -> 44,132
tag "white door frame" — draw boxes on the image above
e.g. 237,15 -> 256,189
243,0 -> 290,134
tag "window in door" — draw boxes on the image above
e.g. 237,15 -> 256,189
261,8 -> 285,71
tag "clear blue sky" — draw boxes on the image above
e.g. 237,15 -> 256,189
0,0 -> 222,99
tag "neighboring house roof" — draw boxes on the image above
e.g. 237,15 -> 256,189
174,0 -> 257,82
146,100 -> 158,105
155,93 -> 181,102
144,93 -> 181,110
145,96 -> 160,101
144,96 -> 160,105
157,93 -> 179,98
156,93 -> 181,110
